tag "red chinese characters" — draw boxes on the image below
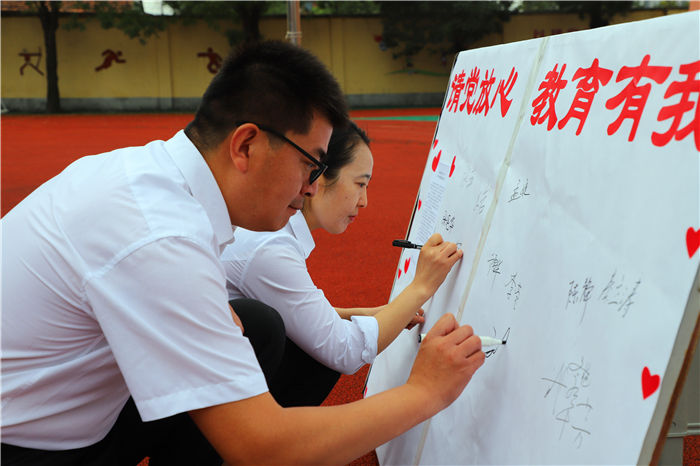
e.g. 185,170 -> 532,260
531,63 -> 568,130
493,67 -> 518,117
527,55 -> 698,151
447,54 -> 697,151
558,59 -> 613,135
446,66 -> 518,118
463,67 -> 481,113
652,60 -> 700,150
475,69 -> 496,115
605,54 -> 672,142
446,70 -> 466,113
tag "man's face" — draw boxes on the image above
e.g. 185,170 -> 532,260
245,112 -> 333,231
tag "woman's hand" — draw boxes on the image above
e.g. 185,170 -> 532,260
406,308 -> 425,330
411,233 -> 463,299
375,236 -> 461,354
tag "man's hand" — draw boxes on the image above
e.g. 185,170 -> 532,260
406,313 -> 485,412
190,313 -> 483,464
412,233 -> 463,299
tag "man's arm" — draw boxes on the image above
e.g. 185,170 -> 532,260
190,313 -> 484,465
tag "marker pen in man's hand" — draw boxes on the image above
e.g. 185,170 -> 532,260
419,333 -> 506,346
392,239 -> 422,249
478,336 -> 506,346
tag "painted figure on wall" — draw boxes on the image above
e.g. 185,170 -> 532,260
95,50 -> 126,72
197,47 -> 222,74
19,48 -> 44,76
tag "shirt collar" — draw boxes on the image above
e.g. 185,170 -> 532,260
164,130 -> 236,250
287,211 -> 315,259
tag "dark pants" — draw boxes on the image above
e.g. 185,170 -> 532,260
2,299 -> 341,465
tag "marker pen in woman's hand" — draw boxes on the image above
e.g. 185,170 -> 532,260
392,239 -> 422,249
419,333 -> 506,346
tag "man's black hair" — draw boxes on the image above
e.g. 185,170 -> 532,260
323,121 -> 371,185
186,40 -> 348,152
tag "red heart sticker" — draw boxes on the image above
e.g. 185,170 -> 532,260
449,155 -> 456,178
404,257 -> 411,273
417,199 -> 422,211
641,366 -> 660,399
398,269 -> 402,279
433,138 -> 439,149
687,227 -> 700,258
431,150 -> 441,172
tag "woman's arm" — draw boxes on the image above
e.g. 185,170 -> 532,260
226,233 -> 460,372
372,233 -> 463,354
232,238 -> 377,374
336,305 -> 423,330
334,305 -> 386,320
334,233 -> 461,353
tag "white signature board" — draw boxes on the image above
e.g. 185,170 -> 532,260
365,11 -> 700,465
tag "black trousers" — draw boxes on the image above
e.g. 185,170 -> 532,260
2,299 -> 341,465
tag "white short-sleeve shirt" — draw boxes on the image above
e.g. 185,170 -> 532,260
1,131 -> 268,450
221,211 -> 379,375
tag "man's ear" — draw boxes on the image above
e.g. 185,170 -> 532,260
228,124 -> 261,174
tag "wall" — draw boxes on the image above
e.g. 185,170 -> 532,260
0,8 -> 688,111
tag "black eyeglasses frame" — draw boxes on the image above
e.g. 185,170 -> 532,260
236,121 -> 328,185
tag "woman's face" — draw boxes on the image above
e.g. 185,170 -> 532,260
306,142 -> 374,234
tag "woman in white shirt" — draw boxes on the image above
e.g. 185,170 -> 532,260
222,122 -> 462,406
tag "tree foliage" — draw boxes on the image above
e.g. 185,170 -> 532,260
165,1 -> 286,45
21,0 -> 284,112
25,0 -> 168,112
378,1 -> 511,63
63,1 -> 167,44
312,1 -> 380,16
553,1 -> 633,28
517,0 -> 676,29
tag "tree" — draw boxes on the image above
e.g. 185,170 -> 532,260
37,1 -> 60,112
378,1 -> 511,65
25,0 -> 281,113
18,1 -> 167,113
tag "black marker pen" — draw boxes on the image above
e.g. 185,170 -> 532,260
392,239 -> 422,249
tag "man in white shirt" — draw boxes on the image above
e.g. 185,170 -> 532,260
1,40 -> 485,465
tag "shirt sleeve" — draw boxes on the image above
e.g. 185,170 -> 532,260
85,236 -> 268,421
233,237 -> 378,374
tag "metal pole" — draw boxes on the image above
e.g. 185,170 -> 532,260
286,0 -> 302,45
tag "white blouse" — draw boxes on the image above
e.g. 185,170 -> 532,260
221,211 -> 379,374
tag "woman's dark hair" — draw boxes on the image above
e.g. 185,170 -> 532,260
323,122 -> 371,185
185,40 -> 348,152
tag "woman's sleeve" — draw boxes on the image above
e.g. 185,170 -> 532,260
237,239 -> 378,374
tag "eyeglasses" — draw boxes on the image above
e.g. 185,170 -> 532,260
237,121 -> 328,185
